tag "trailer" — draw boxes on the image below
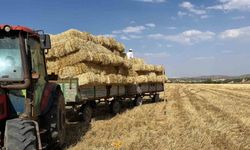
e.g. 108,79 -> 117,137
55,78 -> 164,123
125,83 -> 164,105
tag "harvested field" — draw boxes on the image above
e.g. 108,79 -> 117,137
65,84 -> 250,150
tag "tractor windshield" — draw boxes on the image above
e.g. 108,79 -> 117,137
0,36 -> 23,81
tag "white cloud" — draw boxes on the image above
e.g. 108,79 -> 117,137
232,16 -> 245,20
112,23 -> 156,35
112,25 -> 146,34
179,1 -> 206,15
220,26 -> 250,39
101,34 -> 117,38
145,23 -> 156,28
129,35 -> 143,39
180,1 -> 193,9
192,56 -> 215,60
177,11 -> 188,17
148,33 -> 165,39
208,0 -> 250,11
156,43 -> 172,48
167,26 -> 177,30
143,52 -> 170,58
120,35 -> 130,40
148,30 -> 215,45
111,23 -> 157,40
118,34 -> 143,40
135,0 -> 166,3
111,23 -> 157,41
200,15 -> 209,19
123,26 -> 146,33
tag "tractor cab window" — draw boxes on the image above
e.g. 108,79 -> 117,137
0,36 -> 23,81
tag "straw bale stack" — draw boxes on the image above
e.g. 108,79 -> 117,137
126,76 -> 136,84
73,72 -> 128,86
156,75 -> 168,83
48,29 -> 125,56
136,76 -> 148,83
47,50 -> 127,70
75,72 -> 102,86
125,58 -> 167,84
46,39 -> 129,85
46,29 -> 167,86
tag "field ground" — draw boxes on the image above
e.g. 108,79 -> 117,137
66,84 -> 250,150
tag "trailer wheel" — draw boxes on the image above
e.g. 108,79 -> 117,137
4,118 -> 37,150
80,104 -> 93,124
134,96 -> 143,106
152,94 -> 160,103
41,91 -> 66,148
110,100 -> 121,114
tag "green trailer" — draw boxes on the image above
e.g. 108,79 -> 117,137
55,78 -> 164,123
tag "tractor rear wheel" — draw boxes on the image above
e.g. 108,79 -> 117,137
4,118 -> 37,150
41,91 -> 66,148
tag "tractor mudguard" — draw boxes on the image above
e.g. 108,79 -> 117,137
40,83 -> 61,116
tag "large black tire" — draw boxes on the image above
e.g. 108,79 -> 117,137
80,104 -> 93,124
134,96 -> 143,106
41,91 -> 66,148
4,118 -> 37,150
110,100 -> 121,114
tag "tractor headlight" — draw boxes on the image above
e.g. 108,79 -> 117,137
4,25 -> 11,32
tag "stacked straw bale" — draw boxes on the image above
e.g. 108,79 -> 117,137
125,58 -> 167,84
47,29 -> 125,58
46,29 -> 167,85
46,29 -> 128,85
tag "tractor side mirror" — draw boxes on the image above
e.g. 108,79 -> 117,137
40,34 -> 51,49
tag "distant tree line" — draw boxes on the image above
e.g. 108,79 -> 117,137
169,77 -> 250,84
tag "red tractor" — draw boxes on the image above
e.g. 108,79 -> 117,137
0,25 -> 65,150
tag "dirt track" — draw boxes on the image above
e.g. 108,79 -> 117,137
67,84 -> 250,150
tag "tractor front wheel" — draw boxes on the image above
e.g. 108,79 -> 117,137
4,118 -> 37,150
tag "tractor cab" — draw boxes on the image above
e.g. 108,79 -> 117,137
0,25 -> 51,117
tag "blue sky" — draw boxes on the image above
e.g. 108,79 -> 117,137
1,0 -> 250,77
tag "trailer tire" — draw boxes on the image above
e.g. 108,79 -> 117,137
41,91 -> 66,148
110,100 -> 121,114
80,104 -> 93,124
134,96 -> 143,106
152,94 -> 160,103
4,118 -> 37,150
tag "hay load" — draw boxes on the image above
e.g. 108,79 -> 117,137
46,29 -> 128,85
47,29 -> 125,59
46,29 -> 167,86
126,58 -> 167,84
